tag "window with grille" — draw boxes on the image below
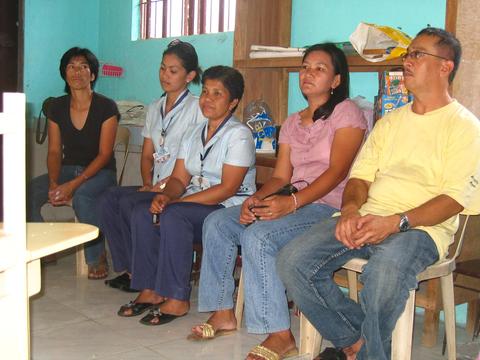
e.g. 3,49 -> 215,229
139,0 -> 236,39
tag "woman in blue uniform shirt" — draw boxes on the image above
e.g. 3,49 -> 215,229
117,65 -> 256,326
98,40 -> 205,289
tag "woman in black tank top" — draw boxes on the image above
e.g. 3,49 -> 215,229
28,47 -> 119,280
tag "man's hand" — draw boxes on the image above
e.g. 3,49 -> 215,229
352,214 -> 400,247
335,208 -> 363,249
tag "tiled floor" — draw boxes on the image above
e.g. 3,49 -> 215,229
30,252 -> 480,360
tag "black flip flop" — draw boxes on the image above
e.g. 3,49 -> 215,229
105,273 -> 129,288
139,308 -> 186,326
117,301 -> 155,317
105,273 -> 139,293
315,347 -> 346,360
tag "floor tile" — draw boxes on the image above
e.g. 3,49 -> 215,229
95,347 -> 169,360
31,319 -> 138,360
30,295 -> 88,333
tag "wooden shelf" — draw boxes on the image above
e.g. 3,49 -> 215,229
231,0 -> 406,124
255,153 -> 277,168
235,54 -> 403,73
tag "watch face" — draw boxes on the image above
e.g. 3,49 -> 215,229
399,215 -> 410,232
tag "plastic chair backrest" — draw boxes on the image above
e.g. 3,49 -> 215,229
450,214 -> 471,261
114,126 -> 130,186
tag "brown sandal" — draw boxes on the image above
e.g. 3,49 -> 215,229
88,253 -> 108,280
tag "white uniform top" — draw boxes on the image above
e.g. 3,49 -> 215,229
178,115 -> 257,208
142,90 -> 206,184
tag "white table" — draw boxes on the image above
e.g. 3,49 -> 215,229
26,222 -> 98,297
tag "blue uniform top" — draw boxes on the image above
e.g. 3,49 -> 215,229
178,115 -> 257,207
142,90 -> 206,184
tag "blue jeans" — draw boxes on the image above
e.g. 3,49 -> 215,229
28,165 -> 117,265
276,217 -> 439,360
98,186 -> 157,273
198,203 -> 338,334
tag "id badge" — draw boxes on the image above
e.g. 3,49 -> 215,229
192,175 -> 211,190
153,147 -> 170,164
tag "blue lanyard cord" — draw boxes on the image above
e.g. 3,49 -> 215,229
199,114 -> 232,171
160,89 -> 189,137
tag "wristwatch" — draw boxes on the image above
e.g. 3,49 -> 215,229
398,213 -> 410,232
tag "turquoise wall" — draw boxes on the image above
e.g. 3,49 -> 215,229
24,0 -> 100,122
23,0 -> 233,123
96,0 -> 233,104
288,0 -> 447,113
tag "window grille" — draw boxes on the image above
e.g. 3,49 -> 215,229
140,0 -> 236,39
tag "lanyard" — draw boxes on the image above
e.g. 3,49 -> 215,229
159,89 -> 189,138
199,114 -> 232,173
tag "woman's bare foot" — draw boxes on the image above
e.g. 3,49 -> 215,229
191,309 -> 237,337
246,330 -> 297,360
88,253 -> 108,280
158,298 -> 190,316
120,289 -> 165,316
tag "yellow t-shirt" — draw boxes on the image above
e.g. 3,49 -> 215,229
350,100 -> 480,259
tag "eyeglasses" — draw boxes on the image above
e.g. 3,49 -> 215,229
402,50 -> 451,62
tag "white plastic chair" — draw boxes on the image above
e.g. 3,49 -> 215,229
234,270 -> 245,329
299,214 -> 471,360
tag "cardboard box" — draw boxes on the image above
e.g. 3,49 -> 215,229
379,93 -> 412,117
380,71 -> 408,96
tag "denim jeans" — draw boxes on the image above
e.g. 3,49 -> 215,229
28,165 -> 117,265
97,186 -> 156,273
277,217 -> 439,360
198,203 -> 337,334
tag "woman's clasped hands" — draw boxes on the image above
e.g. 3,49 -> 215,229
240,194 -> 296,224
48,181 -> 76,206
149,194 -> 173,215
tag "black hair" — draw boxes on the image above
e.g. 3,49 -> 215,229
302,43 -> 350,121
201,65 -> 244,113
59,47 -> 99,94
163,39 -> 202,84
416,27 -> 461,83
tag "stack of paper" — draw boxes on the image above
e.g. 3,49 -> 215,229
249,45 -> 305,58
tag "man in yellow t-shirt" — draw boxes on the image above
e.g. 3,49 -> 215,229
277,27 -> 480,360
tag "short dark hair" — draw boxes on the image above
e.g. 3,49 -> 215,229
59,47 -> 99,94
202,66 -> 244,113
163,39 -> 202,84
302,43 -> 350,121
417,27 -> 462,83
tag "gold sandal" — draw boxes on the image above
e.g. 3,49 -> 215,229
187,323 -> 236,341
247,345 -> 298,360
